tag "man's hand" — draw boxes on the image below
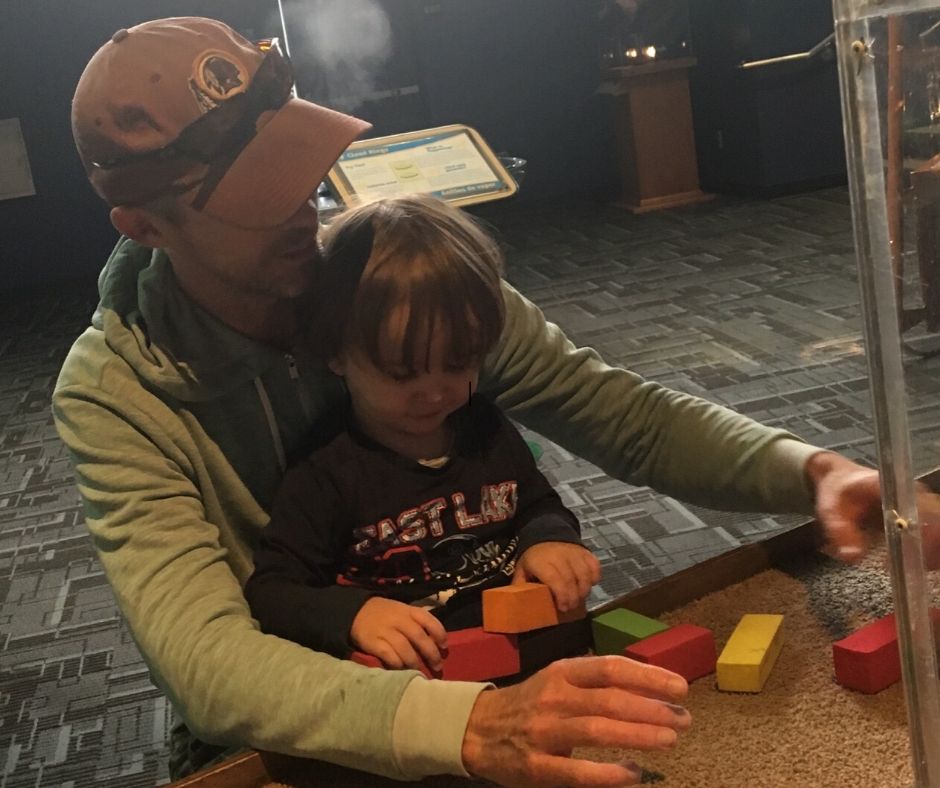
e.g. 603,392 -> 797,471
806,450 -> 940,567
461,656 -> 691,788
805,451 -> 882,562
350,597 -> 447,674
513,542 -> 602,613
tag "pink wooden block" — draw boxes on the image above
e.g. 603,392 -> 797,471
624,623 -> 716,682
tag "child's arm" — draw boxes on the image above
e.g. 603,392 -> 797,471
487,400 -> 601,610
245,464 -> 373,657
246,462 -> 448,672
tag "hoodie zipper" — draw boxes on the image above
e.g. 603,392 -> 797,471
285,353 -> 312,421
286,353 -> 300,381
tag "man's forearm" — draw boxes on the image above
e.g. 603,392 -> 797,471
484,282 -> 822,515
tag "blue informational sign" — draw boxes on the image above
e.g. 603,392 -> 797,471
328,124 -> 518,208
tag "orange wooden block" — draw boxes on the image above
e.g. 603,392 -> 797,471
483,582 -> 585,633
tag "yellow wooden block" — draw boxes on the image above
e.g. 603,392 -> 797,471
716,614 -> 784,693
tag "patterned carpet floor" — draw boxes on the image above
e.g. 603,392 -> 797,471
4,186 -> 940,786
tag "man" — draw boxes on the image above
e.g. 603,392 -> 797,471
57,16 -> 883,787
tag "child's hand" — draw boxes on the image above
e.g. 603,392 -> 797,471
350,597 -> 448,674
513,542 -> 601,613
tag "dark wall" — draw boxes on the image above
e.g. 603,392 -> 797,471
283,0 -> 615,201
2,1 -> 612,293
689,0 -> 846,195
408,0 -> 615,202
287,0 -> 433,136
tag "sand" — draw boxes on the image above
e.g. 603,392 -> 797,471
582,549 -> 916,787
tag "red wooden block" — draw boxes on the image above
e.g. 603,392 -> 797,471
441,627 -> 520,682
350,628 -> 521,682
623,623 -> 716,682
349,651 -> 383,669
832,614 -> 900,694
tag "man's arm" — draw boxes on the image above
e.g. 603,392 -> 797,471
481,282 -> 820,515
52,371 -> 483,780
54,376 -> 693,786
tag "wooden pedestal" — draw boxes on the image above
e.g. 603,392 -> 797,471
603,57 -> 711,213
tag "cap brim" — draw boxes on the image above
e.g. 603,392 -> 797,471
197,98 -> 371,228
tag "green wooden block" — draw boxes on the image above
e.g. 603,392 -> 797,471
591,608 -> 669,655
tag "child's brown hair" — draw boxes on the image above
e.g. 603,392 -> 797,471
314,194 -> 505,371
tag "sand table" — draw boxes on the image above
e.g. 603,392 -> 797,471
187,543 -> 930,787
582,547 -> 919,787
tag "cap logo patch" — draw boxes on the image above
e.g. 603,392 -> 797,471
190,50 -> 248,112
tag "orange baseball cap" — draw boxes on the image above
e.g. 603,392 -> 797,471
72,17 -> 371,228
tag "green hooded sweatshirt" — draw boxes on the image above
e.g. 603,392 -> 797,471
52,237 -> 819,780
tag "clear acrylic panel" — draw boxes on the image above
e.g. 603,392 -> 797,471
834,1 -> 940,783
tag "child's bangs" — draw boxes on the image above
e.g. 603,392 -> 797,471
352,245 -> 504,371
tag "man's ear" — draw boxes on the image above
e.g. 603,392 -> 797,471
110,206 -> 170,248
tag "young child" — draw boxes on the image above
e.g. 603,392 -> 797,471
244,194 -> 600,676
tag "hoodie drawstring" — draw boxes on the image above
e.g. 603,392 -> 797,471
254,377 -> 287,473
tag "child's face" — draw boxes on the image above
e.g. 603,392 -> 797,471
331,317 -> 480,445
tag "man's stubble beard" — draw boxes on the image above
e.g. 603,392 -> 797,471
252,243 -> 322,301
